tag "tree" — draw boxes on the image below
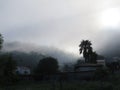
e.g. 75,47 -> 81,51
0,33 -> 3,50
106,61 -> 120,73
3,54 -> 16,76
35,57 -> 59,75
0,53 -> 17,84
76,59 -> 85,65
62,63 -> 74,72
94,67 -> 109,80
79,40 -> 97,63
79,40 -> 92,63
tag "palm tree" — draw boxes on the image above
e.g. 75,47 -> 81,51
79,40 -> 92,63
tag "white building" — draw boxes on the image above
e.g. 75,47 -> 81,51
97,59 -> 106,66
15,66 -> 31,75
75,64 -> 103,72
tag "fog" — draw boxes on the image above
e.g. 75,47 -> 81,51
1,0 -> 120,59
2,42 -> 79,65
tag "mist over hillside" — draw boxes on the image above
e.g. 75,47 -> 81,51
3,31 -> 120,67
0,51 -> 45,70
2,42 -> 79,67
101,40 -> 120,61
96,30 -> 120,61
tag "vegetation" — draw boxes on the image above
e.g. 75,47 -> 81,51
106,61 -> 120,73
0,34 -> 18,85
79,40 -> 97,63
0,33 -> 3,50
0,53 -> 18,85
10,51 -> 45,71
35,57 -> 59,75
1,34 -> 120,90
0,74 -> 120,90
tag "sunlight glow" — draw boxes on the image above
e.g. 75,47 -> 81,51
65,47 -> 79,55
98,8 -> 120,29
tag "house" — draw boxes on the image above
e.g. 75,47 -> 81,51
74,64 -> 103,72
60,64 -> 103,80
15,66 -> 31,75
97,59 -> 106,66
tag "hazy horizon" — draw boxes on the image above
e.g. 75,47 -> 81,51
1,0 -> 120,57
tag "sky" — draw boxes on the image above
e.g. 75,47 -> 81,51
1,0 -> 120,56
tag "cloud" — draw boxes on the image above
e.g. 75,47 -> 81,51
1,0 -> 120,56
2,42 -> 79,64
98,30 -> 120,58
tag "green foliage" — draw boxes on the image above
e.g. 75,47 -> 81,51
107,61 -> 120,73
94,67 -> 109,80
0,53 -> 17,85
35,57 -> 59,75
62,63 -> 75,72
0,33 -> 3,50
10,51 -> 45,71
0,81 -> 114,90
79,40 -> 97,63
76,59 -> 85,64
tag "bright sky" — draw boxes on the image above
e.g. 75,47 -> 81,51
1,0 -> 120,55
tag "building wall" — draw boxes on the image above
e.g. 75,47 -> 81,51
97,60 -> 106,66
15,66 -> 31,75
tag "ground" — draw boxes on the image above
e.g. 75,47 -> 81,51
1,73 -> 120,90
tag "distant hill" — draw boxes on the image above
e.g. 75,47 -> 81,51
0,51 -> 45,71
2,42 -> 79,69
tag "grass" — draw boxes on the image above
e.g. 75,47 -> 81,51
0,81 -> 114,90
0,73 -> 120,90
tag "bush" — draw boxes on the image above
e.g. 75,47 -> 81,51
94,67 -> 109,80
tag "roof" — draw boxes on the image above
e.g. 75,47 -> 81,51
17,66 -> 30,70
75,64 -> 103,67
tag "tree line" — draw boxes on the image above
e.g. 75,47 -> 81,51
0,33 -> 120,85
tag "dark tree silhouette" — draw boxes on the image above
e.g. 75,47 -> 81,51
106,61 -> 120,73
79,40 -> 97,63
0,53 -> 17,84
3,54 -> 16,76
0,33 -> 3,50
79,40 -> 92,63
35,57 -> 59,75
